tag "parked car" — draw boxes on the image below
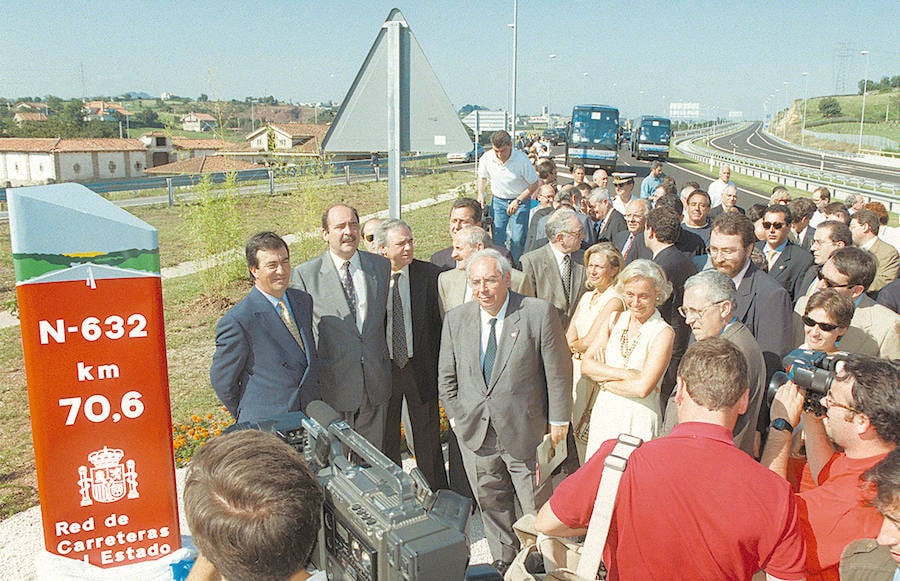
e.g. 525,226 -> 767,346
447,143 -> 485,163
542,128 -> 566,145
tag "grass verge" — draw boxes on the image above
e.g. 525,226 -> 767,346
0,169 -> 473,519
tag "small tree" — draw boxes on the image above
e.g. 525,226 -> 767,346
818,97 -> 842,118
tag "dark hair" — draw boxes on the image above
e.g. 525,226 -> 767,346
678,337 -> 749,410
711,212 -> 757,248
660,176 -> 677,195
852,209 -> 881,235
491,130 -> 512,148
321,203 -> 360,230
811,186 -> 831,202
646,207 -> 682,244
654,193 -> 684,216
805,288 -> 854,329
184,430 -> 324,581
682,181 -> 701,192
686,190 -> 711,207
650,160 -> 664,170
823,202 -> 851,224
829,246 -> 877,289
817,221 -> 853,247
864,447 -> 900,512
245,231 -> 289,272
764,204 -> 792,224
845,357 -> 900,445
746,203 -> 768,223
451,197 -> 482,220
787,198 -> 816,221
536,158 -> 556,179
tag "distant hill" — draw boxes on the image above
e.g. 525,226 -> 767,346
120,91 -> 154,100
458,104 -> 489,116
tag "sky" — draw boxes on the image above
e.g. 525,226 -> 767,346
3,0 -> 897,120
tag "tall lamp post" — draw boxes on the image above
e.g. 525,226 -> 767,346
547,54 -> 557,124
858,50 -> 870,153
800,72 -> 809,146
511,2 -> 518,140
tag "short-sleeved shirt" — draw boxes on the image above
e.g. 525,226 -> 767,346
549,422 -> 806,580
477,148 -> 539,200
796,451 -> 887,581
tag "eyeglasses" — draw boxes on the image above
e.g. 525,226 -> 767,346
469,276 -> 503,288
762,221 -> 786,230
678,300 -> 725,319
815,270 -> 850,289
801,315 -> 840,332
822,389 -> 860,415
707,246 -> 742,257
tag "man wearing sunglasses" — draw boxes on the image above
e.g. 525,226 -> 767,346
795,221 -> 853,302
754,205 -> 813,304
793,247 -> 900,359
763,355 -> 900,581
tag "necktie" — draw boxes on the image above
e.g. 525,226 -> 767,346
276,299 -> 305,353
482,318 -> 497,386
340,261 -> 357,319
765,247 -> 777,269
391,272 -> 408,368
594,221 -> 602,241
622,233 -> 635,259
562,254 -> 572,305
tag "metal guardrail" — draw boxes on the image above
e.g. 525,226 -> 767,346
675,125 -> 900,212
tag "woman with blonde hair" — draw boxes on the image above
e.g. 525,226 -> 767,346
581,259 -> 675,459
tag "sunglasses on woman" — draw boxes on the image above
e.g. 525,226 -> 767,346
801,315 -> 839,332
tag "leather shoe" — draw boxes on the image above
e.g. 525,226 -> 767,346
491,559 -> 511,576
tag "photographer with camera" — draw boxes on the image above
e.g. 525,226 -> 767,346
763,355 -> 900,580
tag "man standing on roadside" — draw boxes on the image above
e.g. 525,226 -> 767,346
291,204 -> 392,449
809,187 -> 831,228
756,204 -> 813,303
707,164 -> 734,209
610,172 -> 636,215
477,130 -> 541,265
211,232 -> 320,423
640,161 -> 664,200
683,189 -> 713,247
850,208 -> 900,294
375,219 -> 448,491
429,197 -> 513,270
614,198 -> 652,264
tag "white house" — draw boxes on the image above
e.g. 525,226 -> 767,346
181,112 -> 217,132
0,138 -> 149,187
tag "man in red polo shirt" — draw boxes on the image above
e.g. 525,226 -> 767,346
536,338 -> 806,580
764,355 -> 900,580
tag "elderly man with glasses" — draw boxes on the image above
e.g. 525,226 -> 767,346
763,355 -> 900,581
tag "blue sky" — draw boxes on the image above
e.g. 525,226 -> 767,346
3,1 -> 896,119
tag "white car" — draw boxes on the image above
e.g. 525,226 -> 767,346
447,144 -> 485,163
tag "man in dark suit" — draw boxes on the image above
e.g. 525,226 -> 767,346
613,198 -> 652,264
755,204 -> 813,303
430,197 -> 513,270
291,204 -> 392,450
211,232 -> 320,423
708,185 -> 746,220
520,208 -> 586,330
583,187 -> 627,245
644,207 -> 697,414
788,197 -> 816,250
710,213 -> 793,385
375,219 -> 449,491
438,249 -> 572,571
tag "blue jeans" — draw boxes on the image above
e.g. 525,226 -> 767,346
491,197 -> 530,265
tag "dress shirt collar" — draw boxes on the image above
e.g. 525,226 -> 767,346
256,287 -> 286,309
731,257 -> 753,289
859,236 -> 877,252
480,292 -> 511,324
328,249 -> 361,272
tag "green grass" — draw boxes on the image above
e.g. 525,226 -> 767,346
804,121 -> 900,142
802,90 -> 900,125
0,170 -> 473,519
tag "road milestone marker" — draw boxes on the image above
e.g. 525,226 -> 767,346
9,184 -> 180,571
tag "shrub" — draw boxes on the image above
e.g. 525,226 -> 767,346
819,97 -> 842,118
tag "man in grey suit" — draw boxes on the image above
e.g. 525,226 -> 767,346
438,249 -> 572,571
661,270 -> 765,457
519,208 -> 586,329
291,204 -> 392,450
438,225 -> 532,314
211,232 -> 320,423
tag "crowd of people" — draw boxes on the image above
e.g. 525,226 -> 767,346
202,129 -> 900,580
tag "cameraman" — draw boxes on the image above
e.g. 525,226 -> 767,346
184,430 -> 326,581
763,356 -> 900,580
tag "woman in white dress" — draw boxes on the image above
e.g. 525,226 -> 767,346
582,259 -> 675,460
566,243 -> 625,462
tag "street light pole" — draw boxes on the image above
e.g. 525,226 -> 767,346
801,72 -> 809,146
511,0 -> 518,141
547,54 -> 557,124
858,50 -> 870,153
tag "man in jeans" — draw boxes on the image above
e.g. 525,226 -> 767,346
477,130 -> 540,265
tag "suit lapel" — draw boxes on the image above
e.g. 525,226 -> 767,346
734,264 -> 756,321
540,245 -> 566,307
250,288 -> 299,355
488,293 -> 522,391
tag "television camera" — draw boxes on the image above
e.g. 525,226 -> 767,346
767,349 -> 851,415
225,403 -> 495,580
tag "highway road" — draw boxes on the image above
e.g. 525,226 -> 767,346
707,122 -> 900,186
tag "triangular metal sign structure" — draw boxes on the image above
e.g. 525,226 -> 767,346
323,9 -> 472,219
323,9 -> 471,154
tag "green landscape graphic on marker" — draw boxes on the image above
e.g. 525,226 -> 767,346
8,184 -> 160,284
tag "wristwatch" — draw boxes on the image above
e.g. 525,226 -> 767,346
770,418 -> 794,434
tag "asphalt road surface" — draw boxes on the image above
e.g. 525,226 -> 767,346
708,122 -> 900,186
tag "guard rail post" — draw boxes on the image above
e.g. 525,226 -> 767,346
345,166 -> 351,185
268,169 -> 275,196
166,178 -> 174,207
